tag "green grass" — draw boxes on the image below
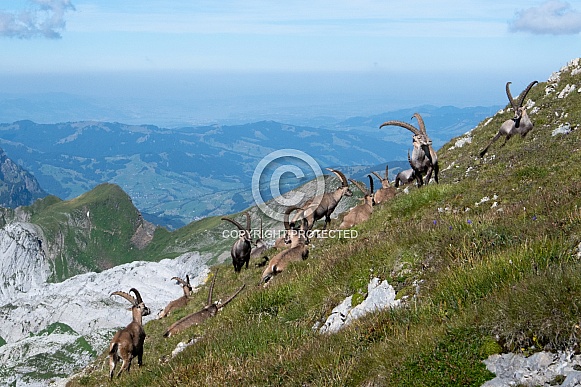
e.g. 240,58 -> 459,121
63,63 -> 581,386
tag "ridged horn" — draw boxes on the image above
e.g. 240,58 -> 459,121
110,291 -> 136,306
368,174 -> 374,194
411,113 -> 426,134
385,164 -> 389,180
517,80 -> 538,107
171,276 -> 189,287
349,178 -> 368,195
379,120 -> 421,136
221,216 -> 246,231
326,168 -> 348,187
207,269 -> 218,306
217,284 -> 246,310
505,82 -> 518,111
130,288 -> 144,304
371,171 -> 383,181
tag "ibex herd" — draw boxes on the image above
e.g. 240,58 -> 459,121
105,80 -> 538,379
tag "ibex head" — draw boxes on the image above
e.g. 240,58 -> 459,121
111,288 -> 151,319
506,81 -> 538,124
326,168 -> 353,197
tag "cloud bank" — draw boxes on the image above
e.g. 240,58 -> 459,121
0,0 -> 75,39
510,0 -> 581,35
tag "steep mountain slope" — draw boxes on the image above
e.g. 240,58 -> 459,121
0,106 -> 496,228
0,147 -> 47,208
66,59 -> 581,386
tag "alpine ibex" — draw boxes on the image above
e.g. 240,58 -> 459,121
394,167 -> 416,188
292,168 -> 352,230
222,212 -> 252,272
164,270 -> 245,337
250,218 -> 268,258
261,207 -> 309,285
380,113 -> 438,187
108,288 -> 151,379
370,165 -> 396,204
339,176 -> 375,229
479,80 -> 538,157
158,275 -> 193,319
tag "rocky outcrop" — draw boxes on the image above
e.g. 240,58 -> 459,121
0,148 -> 47,208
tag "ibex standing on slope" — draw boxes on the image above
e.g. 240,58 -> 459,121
480,80 -> 539,157
222,212 -> 252,272
158,275 -> 193,319
380,113 -> 439,187
292,168 -> 352,230
339,176 -> 375,229
108,288 -> 151,379
164,270 -> 245,337
370,164 -> 396,204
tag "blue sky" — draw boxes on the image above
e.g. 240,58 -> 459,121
0,0 -> 580,125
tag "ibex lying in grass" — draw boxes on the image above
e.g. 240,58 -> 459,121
339,176 -> 375,229
292,168 -> 352,230
370,165 -> 396,204
164,270 -> 245,337
394,167 -> 416,188
222,212 -> 252,272
108,288 -> 151,379
479,80 -> 538,157
158,275 -> 193,319
380,113 -> 438,187
250,218 -> 268,258
261,207 -> 309,285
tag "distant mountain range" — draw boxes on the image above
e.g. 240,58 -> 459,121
0,105 -> 500,228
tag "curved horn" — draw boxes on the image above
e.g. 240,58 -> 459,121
326,168 -> 348,187
207,269 -> 218,306
130,288 -> 144,304
349,178 -> 368,195
217,284 -> 246,310
505,82 -> 518,111
379,120 -> 421,136
111,291 -> 136,305
171,276 -> 189,287
221,216 -> 246,231
186,274 -> 190,285
385,164 -> 389,180
517,80 -> 538,107
367,175 -> 374,194
371,171 -> 383,181
411,113 -> 426,134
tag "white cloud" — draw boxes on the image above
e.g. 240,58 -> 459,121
510,0 -> 581,35
0,0 -> 75,39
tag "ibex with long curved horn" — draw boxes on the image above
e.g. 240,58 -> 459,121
380,113 -> 438,187
339,176 -> 375,229
108,288 -> 151,379
222,212 -> 252,272
292,168 -> 352,230
480,80 -> 538,157
370,164 -> 396,204
158,275 -> 193,319
261,206 -> 309,285
164,270 -> 245,337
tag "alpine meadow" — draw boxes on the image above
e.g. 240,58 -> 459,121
55,58 -> 581,386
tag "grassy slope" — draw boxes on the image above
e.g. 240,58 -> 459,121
68,62 -> 581,386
